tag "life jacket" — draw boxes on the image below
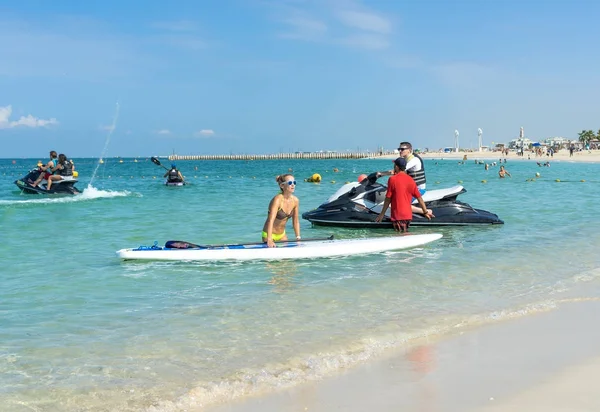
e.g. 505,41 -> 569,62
405,154 -> 426,186
48,158 -> 58,175
168,168 -> 181,182
59,160 -> 73,176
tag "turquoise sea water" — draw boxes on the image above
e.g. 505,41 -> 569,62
2,155 -> 600,411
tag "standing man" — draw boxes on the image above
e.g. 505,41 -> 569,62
375,157 -> 432,232
398,141 -> 426,195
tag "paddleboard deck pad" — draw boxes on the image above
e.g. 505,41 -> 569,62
116,233 -> 443,262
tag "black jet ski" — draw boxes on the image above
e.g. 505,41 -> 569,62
14,167 -> 82,195
302,172 -> 503,227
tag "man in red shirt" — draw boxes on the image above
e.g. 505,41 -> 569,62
375,157 -> 433,232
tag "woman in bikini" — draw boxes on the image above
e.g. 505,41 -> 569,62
262,174 -> 301,248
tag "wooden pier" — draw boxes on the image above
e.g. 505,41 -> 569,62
167,152 -> 393,161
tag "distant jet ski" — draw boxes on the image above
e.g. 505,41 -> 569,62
14,167 -> 81,195
302,172 -> 504,227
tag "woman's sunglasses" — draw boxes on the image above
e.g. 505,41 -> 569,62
286,180 -> 297,186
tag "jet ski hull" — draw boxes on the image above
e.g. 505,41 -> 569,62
302,203 -> 504,227
165,180 -> 185,186
302,176 -> 503,227
14,169 -> 81,195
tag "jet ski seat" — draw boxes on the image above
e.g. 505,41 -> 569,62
364,187 -> 387,204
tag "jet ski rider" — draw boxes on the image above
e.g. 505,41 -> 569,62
29,150 -> 58,188
164,164 -> 184,183
398,141 -> 426,196
372,142 -> 432,217
46,153 -> 74,191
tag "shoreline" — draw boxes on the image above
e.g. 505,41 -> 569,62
378,149 -> 600,163
205,299 -> 600,412
4,150 -> 600,163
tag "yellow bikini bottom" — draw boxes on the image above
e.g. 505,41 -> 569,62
261,231 -> 286,241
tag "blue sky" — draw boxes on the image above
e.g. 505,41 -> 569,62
1,0 -> 599,157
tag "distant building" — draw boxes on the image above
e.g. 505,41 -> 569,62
542,137 -> 570,147
508,138 -> 533,149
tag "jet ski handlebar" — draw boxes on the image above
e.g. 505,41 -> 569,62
361,171 -> 392,186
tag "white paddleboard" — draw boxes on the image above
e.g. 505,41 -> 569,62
116,233 -> 443,262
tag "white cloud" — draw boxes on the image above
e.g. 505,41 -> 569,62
270,1 -> 394,50
156,129 -> 172,135
336,10 -> 391,34
148,20 -> 210,50
279,15 -> 328,41
195,129 -> 216,137
0,105 -> 58,129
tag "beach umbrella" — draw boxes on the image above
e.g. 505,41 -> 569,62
532,142 -> 541,147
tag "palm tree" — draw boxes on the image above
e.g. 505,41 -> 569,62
578,130 -> 595,144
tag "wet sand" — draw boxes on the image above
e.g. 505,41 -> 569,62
204,300 -> 600,412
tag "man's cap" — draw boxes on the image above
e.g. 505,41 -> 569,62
393,157 -> 407,170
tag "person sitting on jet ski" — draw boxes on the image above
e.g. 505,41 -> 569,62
398,141 -> 426,195
30,150 -> 59,188
46,154 -> 75,191
164,164 -> 184,183
366,142 -> 431,217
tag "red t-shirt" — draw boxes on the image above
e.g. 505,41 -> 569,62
385,173 -> 422,221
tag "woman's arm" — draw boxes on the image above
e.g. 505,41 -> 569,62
292,198 -> 301,240
41,160 -> 53,171
265,196 -> 280,247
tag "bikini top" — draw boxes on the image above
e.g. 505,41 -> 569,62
276,207 -> 293,220
269,196 -> 294,220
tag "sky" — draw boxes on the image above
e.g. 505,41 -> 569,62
2,0 -> 600,157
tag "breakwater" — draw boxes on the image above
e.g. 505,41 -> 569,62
168,151 -> 393,161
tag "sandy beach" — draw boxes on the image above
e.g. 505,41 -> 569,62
377,148 -> 600,163
205,300 -> 600,412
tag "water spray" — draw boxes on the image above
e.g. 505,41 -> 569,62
89,102 -> 120,187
